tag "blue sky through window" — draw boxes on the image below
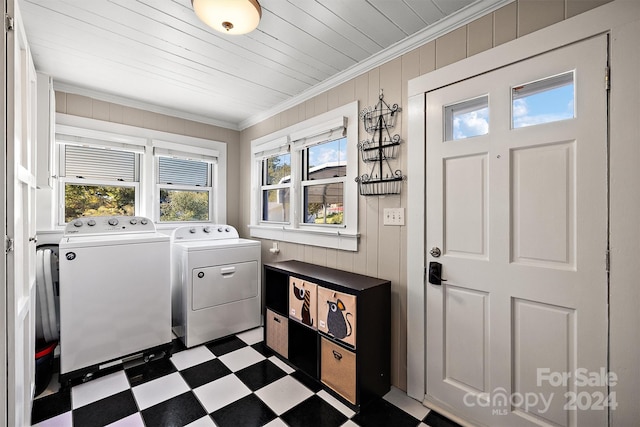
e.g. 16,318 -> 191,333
453,107 -> 489,140
308,137 -> 347,168
451,73 -> 574,139
512,83 -> 574,129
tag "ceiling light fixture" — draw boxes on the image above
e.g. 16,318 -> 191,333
191,0 -> 262,35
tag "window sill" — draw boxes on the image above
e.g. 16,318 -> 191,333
249,225 -> 359,251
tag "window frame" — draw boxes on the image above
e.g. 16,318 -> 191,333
249,101 -> 359,251
259,149 -> 292,225
154,145 -> 217,223
56,131 -> 145,226
300,137 -> 347,227
47,115 -> 227,230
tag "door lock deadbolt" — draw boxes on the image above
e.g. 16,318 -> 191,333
430,247 -> 442,258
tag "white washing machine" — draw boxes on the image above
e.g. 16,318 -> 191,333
171,225 -> 261,348
59,216 -> 171,383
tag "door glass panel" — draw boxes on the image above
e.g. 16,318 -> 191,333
512,72 -> 574,129
444,96 -> 489,141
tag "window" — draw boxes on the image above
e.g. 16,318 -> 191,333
261,152 -> 291,223
250,102 -> 359,251
51,117 -> 227,228
302,138 -> 346,225
512,72 -> 574,129
59,144 -> 140,223
157,157 -> 212,222
444,96 -> 489,141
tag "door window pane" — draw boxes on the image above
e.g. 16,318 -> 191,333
159,189 -> 209,222
512,72 -> 574,129
64,183 -> 135,222
444,96 -> 489,141
303,183 -> 343,224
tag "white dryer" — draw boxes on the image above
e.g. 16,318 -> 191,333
59,216 -> 171,384
171,225 -> 261,348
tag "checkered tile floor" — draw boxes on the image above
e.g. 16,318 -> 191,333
32,327 -> 460,427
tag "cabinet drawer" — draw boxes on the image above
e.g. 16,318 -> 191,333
289,277 -> 317,329
318,287 -> 357,348
265,309 -> 288,358
321,337 -> 356,404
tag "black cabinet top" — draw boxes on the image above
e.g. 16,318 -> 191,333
264,260 -> 390,291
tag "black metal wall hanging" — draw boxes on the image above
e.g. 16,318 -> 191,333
356,90 -> 405,196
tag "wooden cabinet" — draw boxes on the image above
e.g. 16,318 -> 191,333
263,260 -> 390,410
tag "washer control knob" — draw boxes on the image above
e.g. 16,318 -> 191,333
218,227 -> 223,232
73,220 -> 83,228
225,227 -> 230,232
189,227 -> 197,234
203,226 -> 211,233
129,218 -> 138,225
87,219 -> 96,227
108,218 -> 119,226
140,218 -> 148,225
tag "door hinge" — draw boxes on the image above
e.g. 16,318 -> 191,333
5,13 -> 14,32
605,250 -> 610,273
605,66 -> 610,91
5,236 -> 14,253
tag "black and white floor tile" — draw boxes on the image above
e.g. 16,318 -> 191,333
32,327 -> 461,427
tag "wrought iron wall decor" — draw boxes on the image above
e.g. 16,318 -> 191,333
356,90 -> 405,196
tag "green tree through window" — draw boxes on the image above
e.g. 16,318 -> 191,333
160,189 -> 209,222
64,184 -> 135,222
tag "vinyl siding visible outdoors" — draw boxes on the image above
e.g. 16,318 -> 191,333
54,91 -> 241,229
238,0 -> 612,391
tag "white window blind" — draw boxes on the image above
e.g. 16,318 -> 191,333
252,136 -> 290,160
291,117 -> 346,150
158,157 -> 210,187
56,133 -> 146,153
153,146 -> 218,163
62,145 -> 138,182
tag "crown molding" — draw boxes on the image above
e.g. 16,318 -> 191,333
53,80 -> 241,131
239,0 -> 513,131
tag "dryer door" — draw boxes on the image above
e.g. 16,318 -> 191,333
192,261 -> 258,310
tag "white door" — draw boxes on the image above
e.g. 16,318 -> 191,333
5,1 -> 38,425
425,36 -> 609,427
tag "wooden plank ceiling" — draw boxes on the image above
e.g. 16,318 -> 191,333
19,0 -> 502,129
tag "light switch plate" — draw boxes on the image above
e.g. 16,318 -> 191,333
383,208 -> 405,226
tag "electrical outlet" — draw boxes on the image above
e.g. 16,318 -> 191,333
383,208 -> 405,226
